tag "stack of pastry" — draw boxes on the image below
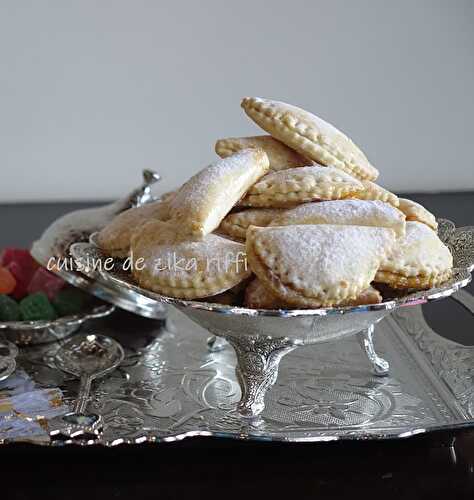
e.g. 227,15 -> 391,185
97,97 -> 453,309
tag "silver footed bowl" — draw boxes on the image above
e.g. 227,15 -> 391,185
70,218 -> 474,417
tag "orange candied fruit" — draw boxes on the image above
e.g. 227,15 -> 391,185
0,266 -> 17,295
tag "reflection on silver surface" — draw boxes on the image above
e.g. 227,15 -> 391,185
5,302 -> 474,445
357,324 -> 390,376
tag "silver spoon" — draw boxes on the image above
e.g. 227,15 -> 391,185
51,333 -> 124,441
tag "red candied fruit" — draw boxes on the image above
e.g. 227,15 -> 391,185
27,267 -> 65,300
6,261 -> 32,300
0,248 -> 38,275
1,248 -> 39,300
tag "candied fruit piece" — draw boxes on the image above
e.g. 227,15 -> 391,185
0,294 -> 21,322
20,292 -> 57,321
6,261 -> 32,300
27,267 -> 65,300
0,267 -> 16,295
0,248 -> 37,276
52,288 -> 89,317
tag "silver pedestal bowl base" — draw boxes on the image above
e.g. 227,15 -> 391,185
177,306 -> 393,417
69,218 -> 474,418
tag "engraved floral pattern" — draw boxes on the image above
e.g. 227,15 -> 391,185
10,305 -> 467,444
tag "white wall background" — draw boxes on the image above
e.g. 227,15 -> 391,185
0,0 -> 473,202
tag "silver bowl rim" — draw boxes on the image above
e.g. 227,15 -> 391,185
96,266 -> 471,317
67,218 -> 474,318
0,302 -> 115,331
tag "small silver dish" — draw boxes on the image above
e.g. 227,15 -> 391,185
69,218 -> 474,418
0,303 -> 115,346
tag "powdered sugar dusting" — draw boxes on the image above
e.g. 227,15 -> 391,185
402,221 -> 437,245
170,148 -> 268,234
172,149 -> 264,207
254,224 -> 396,291
379,221 -> 452,274
272,200 -> 405,235
135,226 -> 247,282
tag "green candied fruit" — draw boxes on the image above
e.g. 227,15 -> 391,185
52,288 -> 88,317
20,292 -> 57,321
0,294 -> 21,321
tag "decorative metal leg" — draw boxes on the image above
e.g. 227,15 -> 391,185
207,335 -> 226,353
358,324 -> 389,376
226,336 -> 298,418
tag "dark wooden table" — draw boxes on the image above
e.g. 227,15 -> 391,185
1,193 -> 474,500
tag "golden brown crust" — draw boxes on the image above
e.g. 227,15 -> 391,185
131,220 -> 251,299
244,278 -> 382,309
244,278 -> 286,308
347,180 -> 399,207
241,97 -> 378,181
374,221 -> 452,290
97,201 -> 171,257
347,286 -> 382,306
374,269 -> 452,290
159,190 -> 177,204
398,198 -> 438,231
240,166 -> 363,208
215,135 -> 314,171
218,208 -> 284,241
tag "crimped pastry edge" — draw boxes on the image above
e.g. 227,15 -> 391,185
347,188 -> 400,208
219,209 -> 284,240
241,187 -> 362,208
241,97 -> 378,182
132,267 -> 251,299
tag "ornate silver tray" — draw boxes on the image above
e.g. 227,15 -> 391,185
69,218 -> 474,418
6,292 -> 474,445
